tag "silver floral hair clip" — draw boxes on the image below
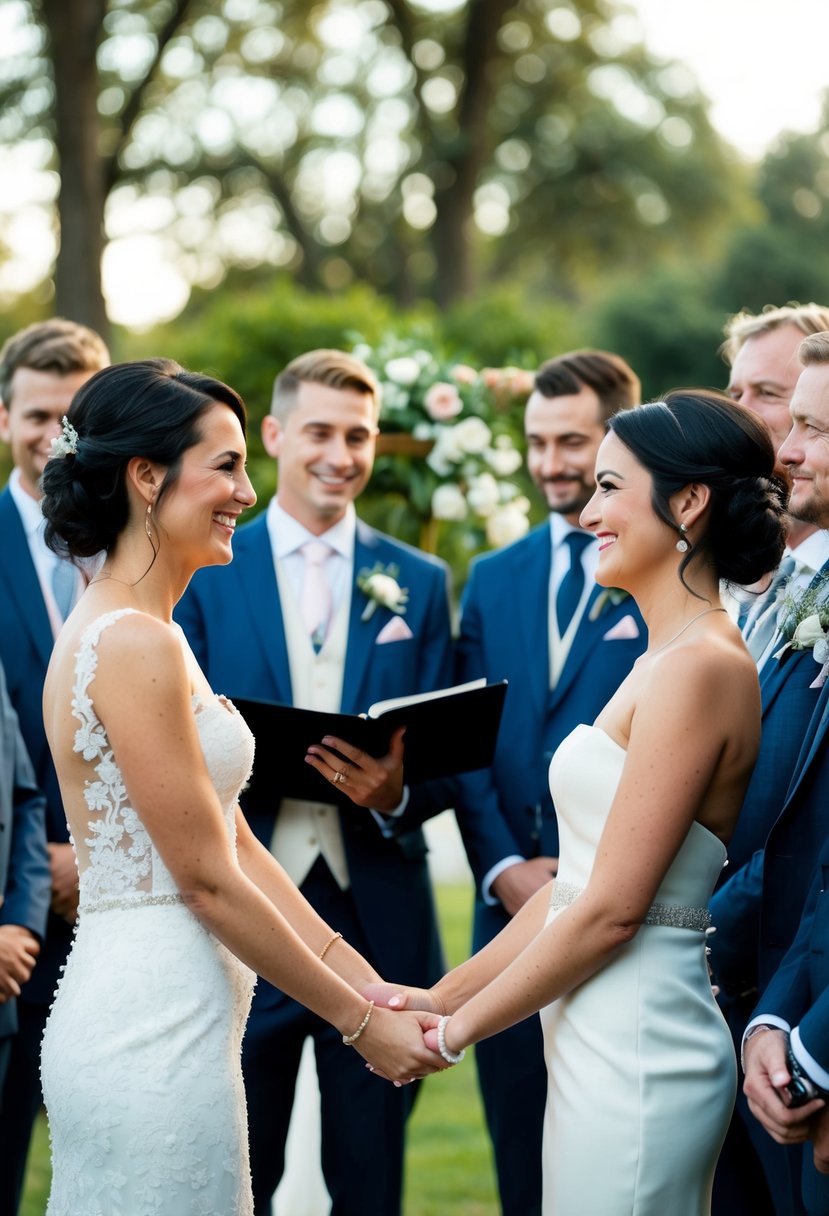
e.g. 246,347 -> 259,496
50,416 -> 79,458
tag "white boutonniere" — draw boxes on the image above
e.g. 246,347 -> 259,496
357,562 -> 410,622
588,587 -> 629,622
774,580 -> 829,686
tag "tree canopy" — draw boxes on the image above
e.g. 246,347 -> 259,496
3,0 -> 746,337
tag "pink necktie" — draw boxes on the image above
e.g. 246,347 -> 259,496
299,540 -> 333,651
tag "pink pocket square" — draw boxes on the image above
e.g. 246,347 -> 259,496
602,614 -> 640,641
375,616 -> 414,644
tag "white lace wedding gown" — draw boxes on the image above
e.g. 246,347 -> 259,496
41,610 -> 257,1216
540,725 -> 736,1215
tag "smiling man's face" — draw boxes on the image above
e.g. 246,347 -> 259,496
262,380 -> 378,533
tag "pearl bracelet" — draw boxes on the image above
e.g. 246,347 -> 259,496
343,1001 -> 375,1046
437,1015 -> 465,1066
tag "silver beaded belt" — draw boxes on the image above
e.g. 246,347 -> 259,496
79,892 -> 185,916
550,880 -> 711,932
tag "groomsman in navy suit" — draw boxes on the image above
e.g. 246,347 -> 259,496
0,660 -> 50,1095
453,350 -> 646,1215
732,332 -> 829,1215
0,319 -> 109,1212
710,308 -> 829,1215
176,349 -> 454,1216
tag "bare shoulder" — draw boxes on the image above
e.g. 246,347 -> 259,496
88,611 -> 189,700
642,627 -> 758,717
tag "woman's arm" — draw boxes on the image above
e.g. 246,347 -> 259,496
234,812 -> 383,991
91,617 -> 440,1080
436,647 -> 756,1054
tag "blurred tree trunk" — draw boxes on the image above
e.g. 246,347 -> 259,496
425,0 -> 511,305
41,0 -> 109,340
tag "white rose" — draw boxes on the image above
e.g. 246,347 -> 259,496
365,573 -> 405,609
380,382 -> 409,411
485,445 -> 523,476
432,484 -> 468,521
453,416 -> 492,455
466,472 -> 500,517
384,356 -> 421,386
486,503 -> 531,548
427,429 -> 464,475
791,613 -> 827,650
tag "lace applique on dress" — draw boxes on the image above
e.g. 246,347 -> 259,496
43,609 -> 258,1215
72,608 -> 154,904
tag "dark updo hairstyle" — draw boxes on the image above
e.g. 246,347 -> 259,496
608,389 -> 787,590
42,358 -> 247,560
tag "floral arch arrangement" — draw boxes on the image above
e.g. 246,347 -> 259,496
353,336 -> 536,562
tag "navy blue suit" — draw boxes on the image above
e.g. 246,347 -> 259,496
0,659 -> 50,1060
0,487 -> 73,1212
710,622 -> 829,1214
454,522 -> 647,1216
176,512 -> 454,1216
750,681 -> 829,1214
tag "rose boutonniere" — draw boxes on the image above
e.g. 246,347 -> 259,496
774,581 -> 829,686
588,587 -> 629,622
357,562 -> 410,622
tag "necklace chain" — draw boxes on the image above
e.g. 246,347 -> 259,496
650,607 -> 727,657
89,572 -> 136,589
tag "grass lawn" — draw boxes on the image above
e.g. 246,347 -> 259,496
22,883 -> 499,1215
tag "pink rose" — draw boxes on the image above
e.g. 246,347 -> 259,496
508,369 -> 535,396
451,363 -> 478,386
424,382 -> 463,421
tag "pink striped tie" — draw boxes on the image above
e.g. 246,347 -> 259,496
299,540 -> 333,651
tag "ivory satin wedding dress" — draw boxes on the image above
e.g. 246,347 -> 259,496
41,610 -> 257,1216
540,725 -> 736,1216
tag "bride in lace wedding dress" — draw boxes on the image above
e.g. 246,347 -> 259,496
39,360 -> 443,1216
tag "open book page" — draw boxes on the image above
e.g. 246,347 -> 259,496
367,677 -> 486,719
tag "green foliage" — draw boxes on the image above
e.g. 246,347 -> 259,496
587,265 -> 729,397
122,277 -> 409,428
7,0 -> 750,322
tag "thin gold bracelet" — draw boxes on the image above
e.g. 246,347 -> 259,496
342,1001 -> 375,1046
318,932 -> 343,962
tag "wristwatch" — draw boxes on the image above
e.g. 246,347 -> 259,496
784,1041 -> 829,1108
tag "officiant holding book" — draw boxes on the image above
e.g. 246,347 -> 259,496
175,348 -> 455,1216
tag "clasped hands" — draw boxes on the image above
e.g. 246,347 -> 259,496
356,981 -> 459,1085
743,1029 -> 829,1173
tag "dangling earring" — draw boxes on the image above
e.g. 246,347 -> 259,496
145,502 -> 154,543
676,524 -> 689,553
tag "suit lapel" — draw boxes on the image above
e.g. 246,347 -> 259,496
237,516 -> 293,701
759,652 -> 794,712
0,490 -> 53,668
785,684 -> 829,805
514,527 -> 552,721
549,583 -> 603,711
341,523 -> 382,714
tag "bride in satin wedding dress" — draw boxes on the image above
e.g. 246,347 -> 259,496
372,390 -> 788,1215
38,360 -> 443,1216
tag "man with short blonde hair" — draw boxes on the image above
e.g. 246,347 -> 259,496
271,349 -> 380,420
